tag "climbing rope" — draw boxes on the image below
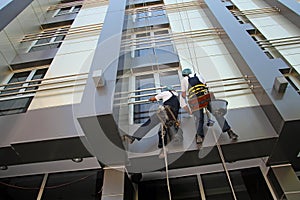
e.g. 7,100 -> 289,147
161,123 -> 172,200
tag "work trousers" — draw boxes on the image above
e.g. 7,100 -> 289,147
193,108 -> 231,138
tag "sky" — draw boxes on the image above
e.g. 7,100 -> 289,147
0,0 -> 12,10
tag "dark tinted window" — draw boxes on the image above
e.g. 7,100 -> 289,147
42,170 -> 103,200
0,174 -> 43,199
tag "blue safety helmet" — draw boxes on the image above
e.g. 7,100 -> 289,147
163,85 -> 175,91
182,68 -> 192,76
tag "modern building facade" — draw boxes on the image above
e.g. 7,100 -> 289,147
0,0 -> 300,199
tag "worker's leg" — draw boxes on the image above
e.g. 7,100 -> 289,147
214,115 -> 238,140
214,115 -> 231,132
193,109 -> 205,143
123,113 -> 161,143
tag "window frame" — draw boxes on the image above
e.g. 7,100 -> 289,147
130,28 -> 174,58
0,67 -> 48,116
131,5 -> 165,23
127,68 -> 181,124
54,5 -> 82,17
28,29 -> 66,53
0,67 -> 48,102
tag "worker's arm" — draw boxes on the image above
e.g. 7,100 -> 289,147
183,105 -> 192,115
149,96 -> 157,102
181,77 -> 188,98
180,95 -> 192,114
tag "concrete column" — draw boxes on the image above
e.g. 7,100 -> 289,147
269,165 -> 300,200
102,167 -> 125,200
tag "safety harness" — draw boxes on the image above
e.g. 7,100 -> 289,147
187,74 -> 211,112
187,74 -> 208,98
163,91 -> 180,115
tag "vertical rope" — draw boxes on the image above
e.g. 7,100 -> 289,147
174,0 -> 197,73
210,127 -> 237,200
161,122 -> 172,200
156,104 -> 172,200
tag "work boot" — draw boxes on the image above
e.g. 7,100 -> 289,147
206,119 -> 215,126
196,135 -> 204,144
123,135 -> 135,144
227,130 -> 238,140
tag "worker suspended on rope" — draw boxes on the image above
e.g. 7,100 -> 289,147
180,68 -> 238,144
123,86 -> 183,158
149,86 -> 182,158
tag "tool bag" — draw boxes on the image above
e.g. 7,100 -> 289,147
207,99 -> 228,117
188,92 -> 214,112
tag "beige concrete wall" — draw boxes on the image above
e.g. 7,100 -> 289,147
29,2 -> 109,110
232,0 -> 300,74
166,0 -> 259,109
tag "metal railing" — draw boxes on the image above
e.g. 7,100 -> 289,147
121,28 -> 224,49
126,0 -> 206,15
256,35 -> 300,48
21,23 -> 103,43
48,0 -> 109,11
0,73 -> 88,100
114,75 -> 258,106
230,7 -> 280,16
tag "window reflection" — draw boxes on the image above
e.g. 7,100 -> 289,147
134,74 -> 155,124
133,69 -> 180,124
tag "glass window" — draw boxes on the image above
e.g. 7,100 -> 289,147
35,38 -> 52,45
0,97 -> 34,116
136,32 -> 150,38
0,174 -> 43,199
155,45 -> 174,55
50,43 -> 61,49
57,7 -> 71,15
1,71 -> 31,94
131,27 -> 174,58
0,170 -> 103,200
151,9 -> 165,17
138,175 -> 201,200
28,27 -> 67,53
136,32 -> 151,49
154,30 -> 169,35
0,68 -> 48,116
134,74 -> 155,124
73,5 -> 82,13
136,12 -> 147,22
55,5 -> 82,16
29,46 -> 42,52
54,35 -> 65,42
135,48 -> 154,57
159,71 -> 180,87
29,37 -> 63,53
132,69 -> 180,124
202,168 -> 273,200
29,45 -> 51,52
26,68 -> 48,91
133,5 -> 166,22
42,169 -> 103,200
